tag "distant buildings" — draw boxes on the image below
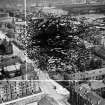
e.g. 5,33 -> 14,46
69,0 -> 105,4
0,13 -> 12,22
0,13 -> 14,30
42,7 -> 68,16
15,19 -> 25,35
0,11 -> 25,40
70,0 -> 87,4
15,20 -> 26,41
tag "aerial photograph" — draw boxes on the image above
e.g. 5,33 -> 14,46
0,0 -> 105,105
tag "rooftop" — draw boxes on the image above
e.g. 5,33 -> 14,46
0,56 -> 22,67
75,84 -> 105,105
89,81 -> 105,90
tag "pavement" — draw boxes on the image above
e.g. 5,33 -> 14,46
36,69 -> 70,105
39,80 -> 69,105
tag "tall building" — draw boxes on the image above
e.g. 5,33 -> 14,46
69,81 -> 105,105
0,81 -> 43,105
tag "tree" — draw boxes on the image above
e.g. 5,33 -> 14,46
26,14 -> 103,74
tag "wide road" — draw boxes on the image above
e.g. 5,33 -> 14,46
36,69 -> 70,105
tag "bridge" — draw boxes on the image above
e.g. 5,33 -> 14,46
56,3 -> 105,14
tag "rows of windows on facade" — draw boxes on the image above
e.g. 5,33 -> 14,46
0,81 -> 41,103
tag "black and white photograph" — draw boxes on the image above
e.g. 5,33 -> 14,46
0,0 -> 105,105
